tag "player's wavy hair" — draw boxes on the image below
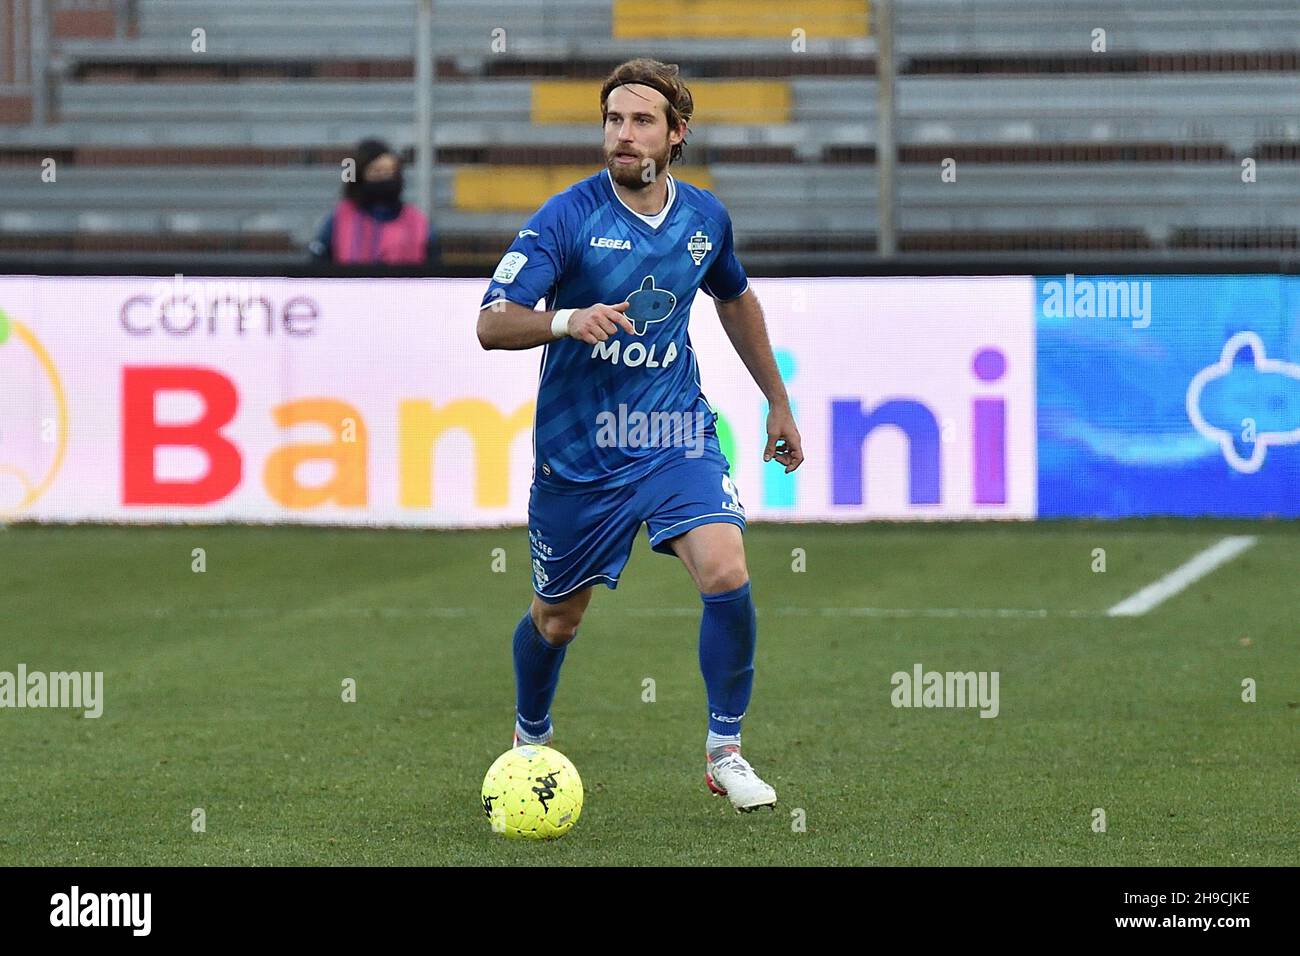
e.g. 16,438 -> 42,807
599,59 -> 693,165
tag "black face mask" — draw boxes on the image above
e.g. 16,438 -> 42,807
359,173 -> 403,208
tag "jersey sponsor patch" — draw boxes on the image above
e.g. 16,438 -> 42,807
493,251 -> 529,283
625,274 -> 676,335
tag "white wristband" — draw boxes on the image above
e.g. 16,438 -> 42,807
551,309 -> 576,338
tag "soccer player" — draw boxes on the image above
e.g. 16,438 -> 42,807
476,58 -> 803,812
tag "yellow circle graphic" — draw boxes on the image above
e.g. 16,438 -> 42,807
0,310 -> 70,515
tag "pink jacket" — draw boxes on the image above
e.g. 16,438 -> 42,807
331,199 -> 429,264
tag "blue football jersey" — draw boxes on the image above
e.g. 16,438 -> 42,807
480,169 -> 749,491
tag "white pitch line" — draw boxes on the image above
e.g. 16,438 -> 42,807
1107,535 -> 1257,617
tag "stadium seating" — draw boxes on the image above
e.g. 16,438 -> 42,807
1,0 -> 1297,264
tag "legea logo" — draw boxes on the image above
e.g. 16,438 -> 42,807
0,308 -> 69,514
1186,331 -> 1300,474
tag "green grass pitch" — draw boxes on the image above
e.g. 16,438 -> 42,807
0,520 -> 1295,866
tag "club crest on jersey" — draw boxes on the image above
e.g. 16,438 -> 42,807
590,236 -> 632,250
687,230 -> 712,266
625,275 -> 676,334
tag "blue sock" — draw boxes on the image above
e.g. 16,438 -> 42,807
698,580 -> 756,739
513,610 -> 567,739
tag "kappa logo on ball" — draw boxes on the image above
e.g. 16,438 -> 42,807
482,745 -> 583,840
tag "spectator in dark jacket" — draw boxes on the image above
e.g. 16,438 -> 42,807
310,138 -> 438,264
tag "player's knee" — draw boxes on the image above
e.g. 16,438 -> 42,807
538,616 -> 581,647
699,561 -> 750,596
533,604 -> 583,647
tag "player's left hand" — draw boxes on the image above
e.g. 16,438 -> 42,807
763,406 -> 804,473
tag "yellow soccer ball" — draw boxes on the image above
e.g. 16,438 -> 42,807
481,745 -> 583,839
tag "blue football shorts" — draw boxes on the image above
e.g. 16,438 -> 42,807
528,443 -> 747,603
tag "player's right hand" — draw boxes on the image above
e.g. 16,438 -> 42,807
568,301 -> 633,344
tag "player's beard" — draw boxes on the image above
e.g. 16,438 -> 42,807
605,140 -> 673,191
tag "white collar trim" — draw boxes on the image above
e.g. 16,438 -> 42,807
606,168 -> 675,224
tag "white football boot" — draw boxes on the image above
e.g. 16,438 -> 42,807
705,745 -> 777,812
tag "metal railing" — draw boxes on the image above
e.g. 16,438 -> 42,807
1,0 -> 50,125
2,0 -> 135,125
1,1 -> 36,102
